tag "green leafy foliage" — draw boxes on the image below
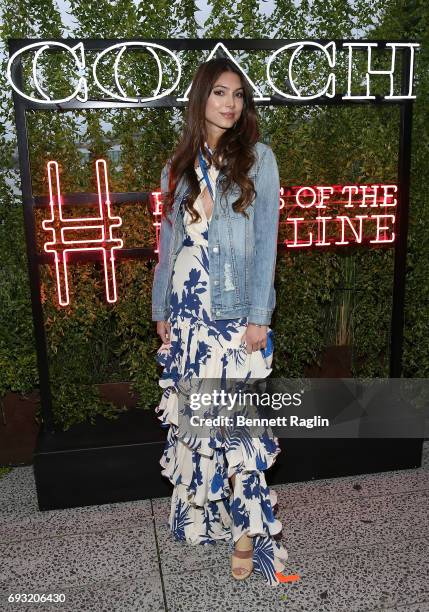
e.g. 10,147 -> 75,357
0,0 -> 427,431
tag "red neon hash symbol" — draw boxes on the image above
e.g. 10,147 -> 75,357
42,160 -> 123,306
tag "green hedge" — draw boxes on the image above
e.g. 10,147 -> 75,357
0,0 -> 427,429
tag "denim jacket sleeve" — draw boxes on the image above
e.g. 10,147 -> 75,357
152,162 -> 172,321
248,146 -> 280,326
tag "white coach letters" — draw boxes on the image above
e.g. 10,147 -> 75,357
6,41 -> 419,105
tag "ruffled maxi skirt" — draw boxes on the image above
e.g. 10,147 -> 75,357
154,198 -> 288,586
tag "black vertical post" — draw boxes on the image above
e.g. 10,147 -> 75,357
10,59 -> 56,432
389,48 -> 414,377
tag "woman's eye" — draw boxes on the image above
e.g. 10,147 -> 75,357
213,90 -> 243,97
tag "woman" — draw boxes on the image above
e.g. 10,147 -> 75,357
151,57 -> 287,585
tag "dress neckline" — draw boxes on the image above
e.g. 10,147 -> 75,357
196,164 -> 218,224
199,197 -> 212,224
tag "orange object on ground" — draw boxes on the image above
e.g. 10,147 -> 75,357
275,572 -> 301,583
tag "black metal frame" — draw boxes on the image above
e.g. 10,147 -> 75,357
7,38 -> 417,432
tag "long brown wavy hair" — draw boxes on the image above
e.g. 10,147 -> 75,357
162,57 -> 260,223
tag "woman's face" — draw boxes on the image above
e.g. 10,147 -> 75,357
205,70 -> 245,133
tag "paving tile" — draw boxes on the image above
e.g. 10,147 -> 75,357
0,467 -> 39,515
0,523 -> 159,591
0,465 -> 153,543
60,574 -> 166,612
151,496 -> 171,519
276,489 -> 429,556
369,602 -> 429,612
155,522 -> 231,574
162,537 -> 429,612
0,574 -> 166,612
0,500 -> 153,544
270,467 -> 429,510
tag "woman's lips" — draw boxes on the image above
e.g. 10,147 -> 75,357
221,113 -> 235,118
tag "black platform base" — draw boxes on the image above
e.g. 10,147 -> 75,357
33,409 -> 424,511
34,409 -> 172,510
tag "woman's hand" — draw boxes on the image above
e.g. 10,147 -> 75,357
241,323 -> 268,354
156,320 -> 171,345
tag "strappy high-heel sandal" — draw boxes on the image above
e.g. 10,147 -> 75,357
231,543 -> 254,580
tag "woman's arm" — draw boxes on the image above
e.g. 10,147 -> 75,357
248,145 -> 281,326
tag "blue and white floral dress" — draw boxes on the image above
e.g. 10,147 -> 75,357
155,163 -> 288,586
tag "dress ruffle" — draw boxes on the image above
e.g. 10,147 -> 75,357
155,362 -> 288,585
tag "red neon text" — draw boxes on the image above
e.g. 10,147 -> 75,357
151,183 -> 398,251
283,184 -> 397,247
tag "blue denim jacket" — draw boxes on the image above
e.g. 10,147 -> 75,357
151,141 -> 280,325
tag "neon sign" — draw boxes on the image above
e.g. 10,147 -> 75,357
151,183 -> 397,252
150,190 -> 163,254
42,160 -> 123,306
42,172 -> 396,306
342,43 -> 417,100
7,41 -> 419,105
8,42 -> 87,105
92,42 -> 182,103
281,183 -> 397,247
